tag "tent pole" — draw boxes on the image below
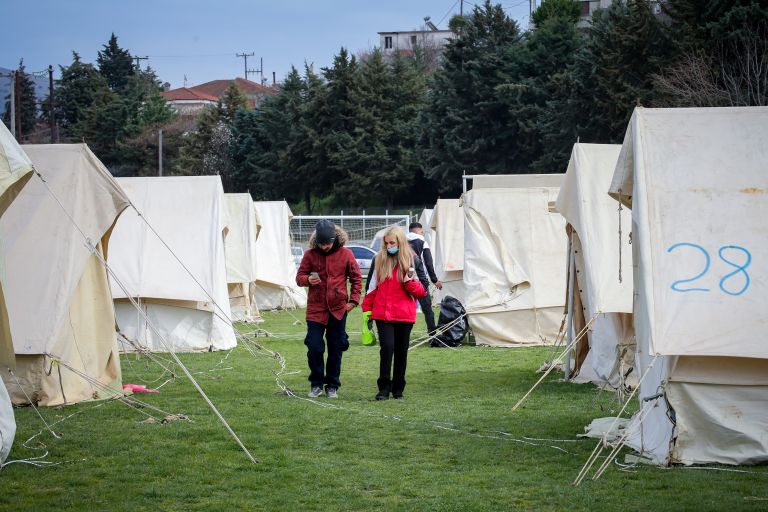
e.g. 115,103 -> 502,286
564,234 -> 575,381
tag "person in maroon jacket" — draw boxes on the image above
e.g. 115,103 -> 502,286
362,227 -> 426,400
296,220 -> 362,399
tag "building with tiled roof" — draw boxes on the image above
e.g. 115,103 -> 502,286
162,78 -> 276,115
161,87 -> 220,115
191,78 -> 275,108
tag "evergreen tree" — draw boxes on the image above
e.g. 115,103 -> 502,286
123,67 -> 176,135
318,48 -> 361,206
2,60 -> 38,139
97,33 -> 135,92
564,0 -> 673,143
422,1 -> 522,193
517,16 -> 582,171
177,82 -> 248,181
531,0 -> 581,28
333,49 -> 398,206
74,87 -> 129,166
231,68 -> 306,200
56,52 -> 110,135
218,82 -> 248,124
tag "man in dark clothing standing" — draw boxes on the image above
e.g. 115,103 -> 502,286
296,220 -> 362,399
406,222 -> 442,335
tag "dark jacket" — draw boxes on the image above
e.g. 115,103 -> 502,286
296,226 -> 362,325
361,265 -> 426,323
365,252 -> 428,293
407,233 -> 439,284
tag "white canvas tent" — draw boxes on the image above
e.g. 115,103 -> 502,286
225,194 -> 262,322
0,143 -> 128,406
252,201 -> 306,310
0,123 -> 33,462
430,199 -> 466,305
462,174 -> 566,346
109,176 -> 237,352
418,208 -> 435,248
556,144 -> 634,387
609,107 -> 768,465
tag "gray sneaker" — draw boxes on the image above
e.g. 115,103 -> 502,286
326,387 -> 338,399
308,386 -> 323,398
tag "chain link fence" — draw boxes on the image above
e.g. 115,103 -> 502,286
290,214 -> 412,247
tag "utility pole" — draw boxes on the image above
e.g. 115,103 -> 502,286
460,0 -> 463,16
236,52 -> 254,79
48,65 -> 56,143
246,57 -> 263,84
14,70 -> 22,140
133,55 -> 149,70
9,71 -> 15,140
158,129 -> 164,177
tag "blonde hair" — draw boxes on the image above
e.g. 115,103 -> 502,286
375,227 -> 413,283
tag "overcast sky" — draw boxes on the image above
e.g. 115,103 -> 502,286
0,0 -> 532,88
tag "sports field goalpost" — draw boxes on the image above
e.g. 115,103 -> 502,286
291,213 -> 412,246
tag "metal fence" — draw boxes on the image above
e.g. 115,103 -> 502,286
290,214 -> 412,247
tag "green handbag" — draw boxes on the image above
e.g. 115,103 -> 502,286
361,311 -> 376,346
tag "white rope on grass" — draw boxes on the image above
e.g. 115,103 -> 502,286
50,357 -> 181,421
572,354 -> 660,486
511,312 -> 600,412
6,369 -> 61,440
93,246 -> 259,464
590,395 -> 662,481
407,312 -> 468,351
30,170 -> 259,465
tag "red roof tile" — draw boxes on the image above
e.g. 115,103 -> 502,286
190,78 -> 275,98
161,87 -> 219,102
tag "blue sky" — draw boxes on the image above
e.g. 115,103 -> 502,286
0,0 -> 532,88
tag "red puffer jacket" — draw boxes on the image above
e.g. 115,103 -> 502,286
362,265 -> 426,324
296,226 -> 362,325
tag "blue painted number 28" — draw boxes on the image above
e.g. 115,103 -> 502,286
667,243 -> 752,296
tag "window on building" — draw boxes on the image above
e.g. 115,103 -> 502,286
410,35 -> 417,46
384,36 -> 393,49
580,1 -> 591,16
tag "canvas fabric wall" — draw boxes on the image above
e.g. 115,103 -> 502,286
462,176 -> 566,346
430,199 -> 466,305
0,144 -> 127,406
224,194 -> 261,322
556,144 -> 635,386
611,107 -> 768,465
0,123 -> 33,460
109,176 -> 236,352
252,201 -> 306,310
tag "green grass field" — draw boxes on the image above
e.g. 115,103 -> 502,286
2,309 -> 766,511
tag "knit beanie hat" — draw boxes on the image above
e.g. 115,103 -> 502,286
315,220 -> 336,244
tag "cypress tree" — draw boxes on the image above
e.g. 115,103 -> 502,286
97,33 -> 135,92
2,60 -> 38,139
422,1 -> 521,194
56,52 -> 111,135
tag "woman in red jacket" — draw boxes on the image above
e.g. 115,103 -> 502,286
362,227 -> 426,400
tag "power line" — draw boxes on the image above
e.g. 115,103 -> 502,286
235,52 -> 254,80
437,0 -> 460,27
132,55 -> 149,69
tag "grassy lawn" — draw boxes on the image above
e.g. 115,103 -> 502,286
3,308 -> 766,511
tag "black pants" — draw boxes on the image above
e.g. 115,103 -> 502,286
305,314 -> 347,389
418,287 -> 436,333
376,321 -> 414,396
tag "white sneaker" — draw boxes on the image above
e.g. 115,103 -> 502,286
308,386 -> 323,398
326,387 -> 338,399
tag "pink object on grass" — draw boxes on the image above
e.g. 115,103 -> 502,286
122,384 -> 159,393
